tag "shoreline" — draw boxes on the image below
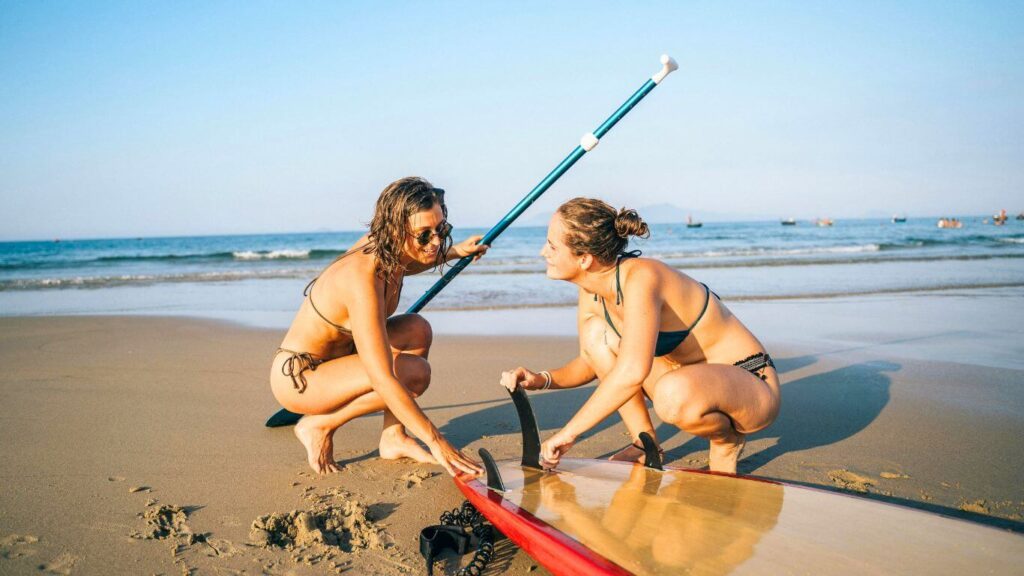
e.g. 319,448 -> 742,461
1,308 -> 1022,574
5,285 -> 1022,369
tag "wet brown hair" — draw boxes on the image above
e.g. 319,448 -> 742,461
556,197 -> 650,264
362,177 -> 450,280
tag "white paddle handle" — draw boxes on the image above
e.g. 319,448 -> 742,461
652,54 -> 678,84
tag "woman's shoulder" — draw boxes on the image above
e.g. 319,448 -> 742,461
320,247 -> 379,290
622,256 -> 671,280
624,257 -> 697,289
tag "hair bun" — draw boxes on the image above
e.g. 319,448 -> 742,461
614,208 -> 650,239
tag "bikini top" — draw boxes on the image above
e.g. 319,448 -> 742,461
598,251 -> 714,357
303,248 -> 401,335
304,276 -> 354,334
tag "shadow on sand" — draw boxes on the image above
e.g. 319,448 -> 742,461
740,359 -> 899,470
441,357 -> 898,470
438,356 -> 1024,532
438,385 -> 630,450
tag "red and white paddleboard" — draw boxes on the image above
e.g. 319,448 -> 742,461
455,458 -> 1022,575
455,388 -> 1023,575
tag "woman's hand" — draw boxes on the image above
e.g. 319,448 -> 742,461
500,366 -> 545,392
540,429 -> 576,469
428,437 -> 483,477
451,235 -> 489,261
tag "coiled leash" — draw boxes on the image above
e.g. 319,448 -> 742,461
419,500 -> 494,575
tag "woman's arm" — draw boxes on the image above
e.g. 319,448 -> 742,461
344,264 -> 438,443
549,356 -> 597,389
543,265 -> 662,465
343,261 -> 480,475
403,235 -> 489,275
446,234 -> 488,263
499,289 -> 600,392
500,354 -> 595,392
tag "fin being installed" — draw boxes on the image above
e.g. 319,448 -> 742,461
638,432 -> 663,470
480,387 -> 543,492
509,387 -> 542,468
478,448 -> 505,492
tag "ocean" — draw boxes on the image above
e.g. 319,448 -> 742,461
2,217 -> 1023,328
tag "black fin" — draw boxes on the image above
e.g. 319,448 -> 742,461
479,448 -> 505,492
508,387 -> 542,468
638,432 -> 663,470
265,408 -> 303,428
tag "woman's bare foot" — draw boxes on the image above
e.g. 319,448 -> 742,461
608,443 -> 645,463
378,428 -> 436,464
294,416 -> 340,474
708,433 -> 746,474
608,441 -> 662,465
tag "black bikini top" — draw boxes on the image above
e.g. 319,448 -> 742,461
598,251 -> 714,357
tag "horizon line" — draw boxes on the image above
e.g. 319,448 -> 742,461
1,214 -> 1016,244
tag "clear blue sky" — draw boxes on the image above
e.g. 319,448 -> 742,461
1,1 -> 1021,240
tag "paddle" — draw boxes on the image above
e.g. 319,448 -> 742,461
266,54 -> 679,427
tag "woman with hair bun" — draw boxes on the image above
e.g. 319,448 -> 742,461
500,197 -> 779,473
271,177 -> 487,476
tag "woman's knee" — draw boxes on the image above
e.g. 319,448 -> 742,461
652,375 -> 700,427
389,313 -> 433,352
580,316 -> 614,364
395,354 -> 431,396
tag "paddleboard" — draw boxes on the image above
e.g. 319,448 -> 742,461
455,390 -> 1024,575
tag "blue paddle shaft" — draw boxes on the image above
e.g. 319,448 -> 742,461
407,78 -> 661,314
264,57 -> 676,428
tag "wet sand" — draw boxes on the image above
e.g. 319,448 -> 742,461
0,308 -> 1022,574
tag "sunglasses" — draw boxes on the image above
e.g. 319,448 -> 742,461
411,220 -> 453,246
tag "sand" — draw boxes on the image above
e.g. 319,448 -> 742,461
0,312 -> 1022,575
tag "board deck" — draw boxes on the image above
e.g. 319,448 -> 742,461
455,458 -> 1022,576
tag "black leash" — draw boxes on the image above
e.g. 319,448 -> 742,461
420,500 -> 494,575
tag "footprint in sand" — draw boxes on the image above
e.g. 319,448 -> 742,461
107,476 -> 126,482
959,499 -> 990,515
398,469 -> 435,489
131,504 -> 201,543
880,471 -> 910,479
1,533 -> 39,560
827,469 -> 875,493
38,552 -> 77,575
250,498 -> 390,554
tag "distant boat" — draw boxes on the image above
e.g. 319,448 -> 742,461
1017,212 -> 1024,221
815,218 -> 834,227
685,214 -> 703,228
892,214 -> 907,223
781,218 -> 797,226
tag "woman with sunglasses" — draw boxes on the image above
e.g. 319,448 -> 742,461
270,177 -> 488,476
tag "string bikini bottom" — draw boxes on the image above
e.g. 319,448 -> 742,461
662,351 -> 775,381
733,352 -> 775,381
275,348 -> 326,394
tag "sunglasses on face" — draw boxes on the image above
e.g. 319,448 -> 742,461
411,221 -> 453,246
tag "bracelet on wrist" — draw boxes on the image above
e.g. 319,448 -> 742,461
539,370 -> 553,390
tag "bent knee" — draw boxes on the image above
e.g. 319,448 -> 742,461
395,354 -> 431,396
390,313 -> 433,351
652,375 -> 700,425
407,313 -> 433,346
580,316 -> 615,361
